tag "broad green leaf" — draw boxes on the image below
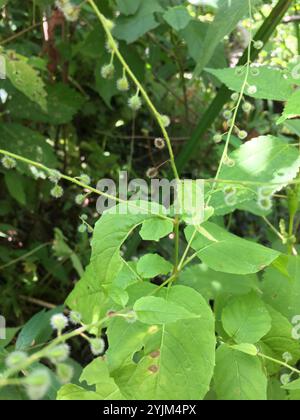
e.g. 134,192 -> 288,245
4,171 -> 26,206
16,308 -> 63,351
268,378 -> 287,401
163,6 -> 192,31
209,136 -> 300,215
80,358 -> 125,400
282,378 -> 300,391
67,203 -> 169,322
262,256 -> 300,320
91,203 -> 168,287
65,263 -> 109,324
134,295 -> 200,324
53,228 -> 84,277
0,327 -> 20,349
214,344 -> 267,400
260,305 -> 300,374
206,67 -> 293,101
116,0 -> 142,15
106,318 -> 149,372
178,263 -> 259,302
230,343 -> 258,357
222,292 -> 271,344
57,384 -> 103,400
0,123 -> 58,172
195,0 -> 261,75
113,1 -> 163,43
277,90 -> 300,124
120,286 -> 216,400
5,51 -> 47,110
136,254 -> 173,279
5,82 -> 85,125
185,222 -> 279,275
180,21 -> 226,69
139,218 -> 173,242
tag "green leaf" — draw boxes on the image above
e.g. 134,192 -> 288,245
106,318 -> 149,372
116,0 -> 142,15
134,295 -> 200,324
262,256 -> 300,320
16,308 -> 63,351
178,264 -> 259,302
113,1 -> 163,43
0,327 -> 20,349
230,343 -> 258,356
277,90 -> 300,124
0,123 -> 58,171
4,171 -> 26,206
5,51 -> 47,110
66,203 -> 169,322
57,384 -> 103,400
195,0 -> 261,75
282,378 -> 300,391
185,222 -> 279,275
121,286 -> 215,400
139,218 -> 174,242
214,344 -> 267,400
136,254 -> 173,279
260,305 -> 300,374
209,136 -> 300,215
80,358 -> 125,399
206,66 -> 293,101
222,292 -> 272,344
5,82 -> 85,125
180,21 -> 226,69
163,6 -> 192,31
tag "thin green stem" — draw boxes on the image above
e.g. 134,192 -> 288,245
0,242 -> 51,271
258,353 -> 300,376
0,149 -> 174,222
87,0 -> 179,180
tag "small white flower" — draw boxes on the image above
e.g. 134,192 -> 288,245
5,351 -> 27,368
56,363 -> 74,384
25,369 -> 51,400
247,85 -> 257,95
128,95 -> 142,111
47,344 -> 70,363
1,156 -> 16,169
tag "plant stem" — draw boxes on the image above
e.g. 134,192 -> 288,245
0,149 -> 174,222
258,353 -> 300,375
87,0 -> 179,181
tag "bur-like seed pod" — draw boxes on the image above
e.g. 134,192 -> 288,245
128,95 -> 142,111
79,174 -> 91,185
238,130 -> 248,140
242,102 -> 252,113
247,85 -> 257,95
90,338 -> 105,356
48,170 -> 61,184
69,311 -> 82,325
160,115 -> 171,128
258,186 -> 274,198
154,138 -> 165,149
117,76 -> 130,92
101,63 -> 115,80
231,92 -> 239,101
47,344 -> 70,363
146,167 -> 158,179
223,156 -> 235,167
125,310 -> 138,324
105,39 -> 118,53
223,110 -> 232,120
56,363 -> 74,384
75,194 -> 85,205
282,352 -> 293,363
280,374 -> 291,386
25,369 -> 51,400
5,351 -> 27,368
213,133 -> 223,144
50,185 -> 64,199
253,40 -> 263,50
257,197 -> 273,211
50,313 -> 68,332
1,156 -> 17,169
